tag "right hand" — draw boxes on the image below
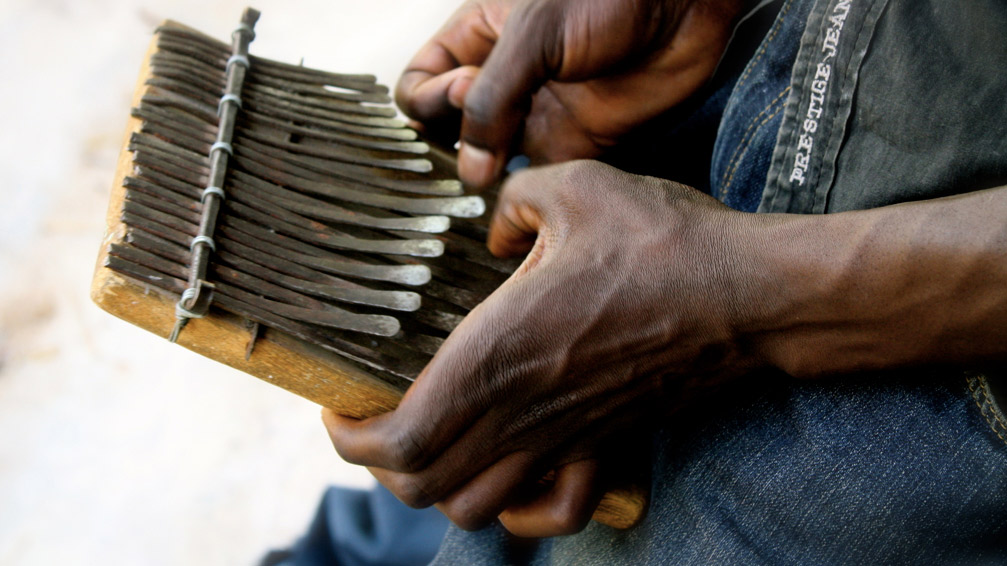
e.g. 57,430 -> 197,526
324,161 -> 767,537
396,0 -> 745,188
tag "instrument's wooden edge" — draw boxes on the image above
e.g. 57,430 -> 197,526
89,23 -> 646,530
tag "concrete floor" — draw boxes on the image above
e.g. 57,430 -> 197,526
0,1 -> 457,564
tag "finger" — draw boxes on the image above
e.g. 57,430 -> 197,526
322,305 -> 516,475
323,409 -> 412,469
397,65 -> 480,123
487,168 -> 552,257
498,459 -> 604,537
369,451 -> 537,524
435,451 -> 538,530
395,4 -> 506,122
459,2 -> 567,187
323,405 -> 455,476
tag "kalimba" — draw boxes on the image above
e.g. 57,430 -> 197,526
91,8 -> 646,529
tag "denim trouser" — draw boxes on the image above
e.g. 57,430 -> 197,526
430,0 -> 1007,563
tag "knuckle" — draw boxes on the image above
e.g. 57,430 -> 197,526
445,502 -> 494,532
461,89 -> 496,129
386,427 -> 428,473
549,504 -> 591,536
389,475 -> 437,509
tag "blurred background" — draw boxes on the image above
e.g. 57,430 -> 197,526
0,1 -> 457,563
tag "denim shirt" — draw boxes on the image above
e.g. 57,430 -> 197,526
432,1 -> 1007,564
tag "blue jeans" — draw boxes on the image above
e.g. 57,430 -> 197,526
431,0 -> 1007,563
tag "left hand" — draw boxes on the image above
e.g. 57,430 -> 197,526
323,161 -> 769,537
396,0 -> 745,188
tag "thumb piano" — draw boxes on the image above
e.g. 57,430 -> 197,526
91,8 -> 647,530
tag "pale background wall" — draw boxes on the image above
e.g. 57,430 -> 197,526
0,1 -> 458,564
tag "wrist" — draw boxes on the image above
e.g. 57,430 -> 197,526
738,191 -> 1007,377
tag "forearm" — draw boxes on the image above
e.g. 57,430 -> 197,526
746,186 -> 1007,377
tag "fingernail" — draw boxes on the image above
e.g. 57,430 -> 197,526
458,143 -> 496,188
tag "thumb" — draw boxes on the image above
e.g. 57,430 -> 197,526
458,1 -> 565,188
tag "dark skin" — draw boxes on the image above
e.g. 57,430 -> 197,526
395,0 -> 745,187
325,0 -> 1007,538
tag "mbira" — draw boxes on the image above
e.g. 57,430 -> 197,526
91,8 -> 645,529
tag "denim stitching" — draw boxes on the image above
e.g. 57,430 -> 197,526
736,0 -> 795,90
719,86 -> 791,199
813,0 -> 883,213
966,373 -> 1007,449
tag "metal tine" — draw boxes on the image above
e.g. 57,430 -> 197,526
153,49 -> 396,120
125,176 -> 200,212
238,124 -> 432,173
241,98 -> 418,141
110,237 -> 400,336
130,136 -> 210,181
121,187 -> 427,313
248,57 -> 388,94
224,210 -> 483,312
137,99 -> 432,177
150,52 -> 225,89
135,108 -> 217,148
123,227 -> 420,313
157,26 -> 385,92
141,89 -> 218,124
137,97 -> 216,135
148,70 -> 419,142
147,68 -> 414,144
130,149 -> 441,271
220,219 -> 432,286
133,136 -> 448,235
121,196 -> 427,315
145,75 -> 219,112
121,206 -> 424,312
251,73 -> 391,104
154,35 -> 227,72
131,136 -> 492,280
132,162 -> 205,203
239,111 -> 430,155
226,195 -> 445,258
122,208 -> 193,248
211,265 -> 402,337
125,173 -> 477,323
141,77 -> 424,165
146,70 -> 222,112
243,81 -> 398,119
156,31 -> 386,97
229,171 -> 451,234
122,190 -> 433,288
106,251 -> 423,381
128,136 -> 446,257
217,247 -> 421,312
124,227 -> 189,260
242,89 -> 407,130
125,187 -> 200,225
235,142 -> 484,217
252,151 -> 463,197
123,198 -> 197,240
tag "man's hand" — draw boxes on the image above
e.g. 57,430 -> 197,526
323,161 -> 767,537
397,0 -> 745,188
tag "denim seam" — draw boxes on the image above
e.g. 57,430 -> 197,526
812,0 -> 889,213
736,0 -> 796,90
758,0 -> 830,214
966,373 -> 1007,449
719,86 -> 791,199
